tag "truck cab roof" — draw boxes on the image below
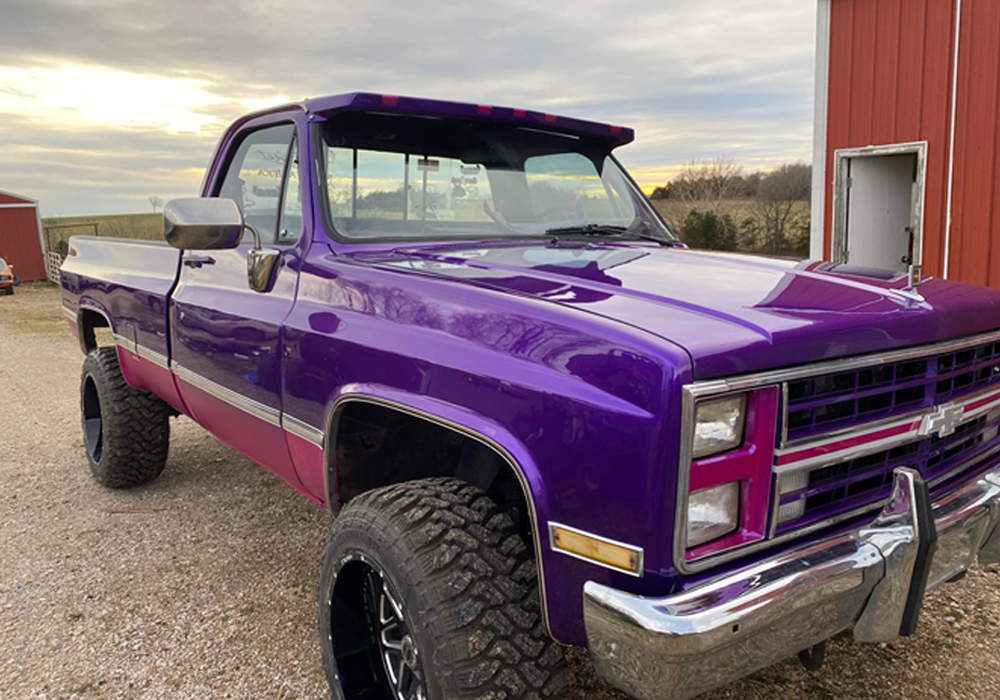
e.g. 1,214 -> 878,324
257,92 -> 634,148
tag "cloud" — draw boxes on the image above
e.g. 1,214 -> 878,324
0,0 -> 815,215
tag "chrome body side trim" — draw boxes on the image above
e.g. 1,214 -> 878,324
283,413 -> 325,448
136,345 -> 170,370
327,393 -> 553,637
547,521 -> 644,578
587,465 -> 1000,700
172,362 -> 281,427
675,328 -> 1000,575
112,332 -> 137,355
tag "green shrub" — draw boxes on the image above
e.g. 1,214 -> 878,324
679,209 -> 739,252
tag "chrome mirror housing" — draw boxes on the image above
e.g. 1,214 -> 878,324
248,248 -> 280,294
163,198 -> 245,250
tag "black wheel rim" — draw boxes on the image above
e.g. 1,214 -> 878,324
83,375 -> 103,463
367,568 -> 425,700
330,555 -> 426,700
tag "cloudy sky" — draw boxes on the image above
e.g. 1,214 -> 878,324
0,0 -> 817,217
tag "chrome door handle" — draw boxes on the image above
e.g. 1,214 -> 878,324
183,255 -> 216,268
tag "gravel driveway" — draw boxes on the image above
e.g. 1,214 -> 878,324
2,284 -> 999,700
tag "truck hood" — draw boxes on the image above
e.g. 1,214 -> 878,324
360,241 -> 1000,379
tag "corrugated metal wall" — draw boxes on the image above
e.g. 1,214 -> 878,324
0,193 -> 31,206
824,0 -> 957,276
948,0 -> 1000,287
825,0 -> 1000,289
0,208 -> 47,281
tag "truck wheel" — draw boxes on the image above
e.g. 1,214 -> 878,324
80,347 -> 170,488
5,285 -> 12,296
319,477 -> 568,700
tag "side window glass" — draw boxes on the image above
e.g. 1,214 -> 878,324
277,137 -> 302,245
217,124 -> 294,243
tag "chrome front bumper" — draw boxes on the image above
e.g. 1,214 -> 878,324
583,467 -> 1000,700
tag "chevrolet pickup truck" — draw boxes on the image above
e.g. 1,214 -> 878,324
61,93 -> 1000,700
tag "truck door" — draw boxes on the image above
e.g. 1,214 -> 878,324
169,119 -> 307,491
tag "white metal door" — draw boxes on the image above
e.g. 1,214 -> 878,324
845,154 -> 917,272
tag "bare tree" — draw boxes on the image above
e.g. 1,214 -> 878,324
660,156 -> 746,230
148,195 -> 164,213
750,163 -> 811,255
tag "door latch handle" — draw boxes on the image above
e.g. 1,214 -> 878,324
183,255 -> 216,268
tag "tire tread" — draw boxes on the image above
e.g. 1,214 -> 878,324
80,347 -> 170,488
325,478 -> 568,700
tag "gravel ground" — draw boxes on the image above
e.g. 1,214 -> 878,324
2,284 -> 1000,700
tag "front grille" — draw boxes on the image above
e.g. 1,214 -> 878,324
785,339 -> 1000,443
775,413 -> 1000,534
775,334 -> 1000,534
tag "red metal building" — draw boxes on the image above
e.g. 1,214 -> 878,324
811,0 -> 1000,287
0,189 -> 47,282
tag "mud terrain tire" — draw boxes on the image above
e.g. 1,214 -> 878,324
80,347 -> 170,488
319,477 -> 568,700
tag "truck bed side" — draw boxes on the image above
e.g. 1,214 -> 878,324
61,236 -> 186,411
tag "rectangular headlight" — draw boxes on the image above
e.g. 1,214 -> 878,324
686,482 -> 740,548
692,395 -> 746,458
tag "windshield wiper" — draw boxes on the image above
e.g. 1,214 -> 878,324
545,224 -> 677,247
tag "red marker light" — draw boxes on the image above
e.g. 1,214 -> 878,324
512,108 -> 527,118
610,125 -> 622,135
477,105 -> 492,115
544,113 -> 557,123
381,95 -> 399,106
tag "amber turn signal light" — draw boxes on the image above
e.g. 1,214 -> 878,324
549,523 -> 643,576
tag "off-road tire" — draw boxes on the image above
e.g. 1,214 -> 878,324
319,477 -> 568,700
80,347 -> 170,488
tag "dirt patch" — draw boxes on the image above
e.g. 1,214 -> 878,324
1,286 -> 998,699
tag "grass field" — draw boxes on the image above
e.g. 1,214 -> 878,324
652,199 -> 809,229
42,212 -> 162,255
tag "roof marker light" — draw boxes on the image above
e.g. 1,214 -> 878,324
477,104 -> 492,115
610,125 -> 622,135
544,113 -> 557,123
512,108 -> 527,119
381,95 -> 399,106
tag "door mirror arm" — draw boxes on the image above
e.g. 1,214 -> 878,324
244,222 -> 280,294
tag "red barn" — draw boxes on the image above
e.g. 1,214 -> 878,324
811,0 -> 1000,287
0,189 -> 46,282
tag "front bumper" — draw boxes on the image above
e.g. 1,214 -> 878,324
583,466 -> 1000,700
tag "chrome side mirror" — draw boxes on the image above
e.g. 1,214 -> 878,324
164,197 -> 279,293
163,198 -> 244,250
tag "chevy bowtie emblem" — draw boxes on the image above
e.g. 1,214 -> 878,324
919,403 -> 964,439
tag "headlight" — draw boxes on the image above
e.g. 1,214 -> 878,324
686,482 -> 740,548
692,395 -> 746,458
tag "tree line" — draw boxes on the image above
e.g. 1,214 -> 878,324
650,156 -> 811,258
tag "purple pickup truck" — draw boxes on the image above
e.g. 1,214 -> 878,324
61,93 -> 1000,700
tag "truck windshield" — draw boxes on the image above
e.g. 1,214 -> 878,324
318,112 -> 676,243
